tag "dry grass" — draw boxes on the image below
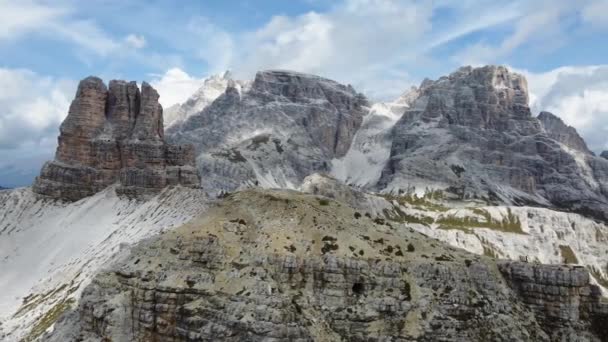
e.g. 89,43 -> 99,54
436,208 -> 524,234
25,298 -> 75,341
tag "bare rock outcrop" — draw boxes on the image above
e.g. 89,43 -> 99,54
33,77 -> 199,201
601,151 -> 608,160
499,261 -> 608,340
167,70 -> 368,195
46,189 -> 607,341
538,111 -> 592,154
380,65 -> 608,222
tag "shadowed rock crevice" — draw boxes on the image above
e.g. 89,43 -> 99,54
33,77 -> 200,201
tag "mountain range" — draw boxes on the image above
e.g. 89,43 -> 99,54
1,65 -> 607,341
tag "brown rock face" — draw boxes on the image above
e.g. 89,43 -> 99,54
33,77 -> 199,201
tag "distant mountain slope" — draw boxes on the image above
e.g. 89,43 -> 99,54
375,66 -> 608,221
164,71 -> 249,129
167,70 -> 368,195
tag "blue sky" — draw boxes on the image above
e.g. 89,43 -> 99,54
1,0 -> 608,187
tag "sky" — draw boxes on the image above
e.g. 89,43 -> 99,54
0,0 -> 607,187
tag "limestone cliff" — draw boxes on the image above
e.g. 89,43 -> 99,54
378,65 -> 608,222
167,70 -> 368,195
33,77 -> 199,201
47,189 -> 607,341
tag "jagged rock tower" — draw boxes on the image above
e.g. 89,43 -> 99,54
33,76 -> 200,201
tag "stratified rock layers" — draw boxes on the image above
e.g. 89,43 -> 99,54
380,66 -> 608,221
33,77 -> 199,201
167,70 -> 368,194
46,190 -> 608,341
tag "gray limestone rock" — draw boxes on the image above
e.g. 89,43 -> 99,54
167,70 -> 368,195
46,189 -> 607,341
379,65 -> 608,222
538,111 -> 592,154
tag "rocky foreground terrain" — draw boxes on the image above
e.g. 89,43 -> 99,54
46,189 -> 607,341
1,65 -> 608,340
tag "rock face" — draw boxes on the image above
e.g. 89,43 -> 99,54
499,261 -> 608,340
379,65 -> 608,221
33,77 -> 199,201
167,70 -> 368,195
601,151 -> 608,160
164,71 -> 248,129
47,189 -> 607,341
538,111 -> 592,154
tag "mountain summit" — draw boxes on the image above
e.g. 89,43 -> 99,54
164,71 -> 248,129
167,69 -> 368,194
33,77 -> 200,201
375,65 -> 608,221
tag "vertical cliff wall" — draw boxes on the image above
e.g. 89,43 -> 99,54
33,77 -> 199,201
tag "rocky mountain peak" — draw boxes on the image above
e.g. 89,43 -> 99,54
164,71 -> 241,129
251,70 -> 361,102
33,77 -> 199,201
220,69 -> 232,79
381,65 -> 608,221
538,111 -> 591,154
45,188 -> 608,341
406,65 -> 532,132
167,69 -> 368,194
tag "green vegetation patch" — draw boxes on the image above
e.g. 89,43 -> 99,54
381,190 -> 449,212
318,198 -> 330,206
436,208 -> 524,234
13,284 -> 68,318
25,298 -> 75,341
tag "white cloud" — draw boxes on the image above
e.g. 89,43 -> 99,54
186,17 -> 234,74
452,1 -> 574,66
227,0 -> 435,100
0,68 -> 74,148
582,0 -> 608,27
0,1 -> 66,40
124,34 -> 146,49
0,1 -> 119,56
0,68 -> 76,186
150,68 -> 206,107
522,65 -> 608,152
